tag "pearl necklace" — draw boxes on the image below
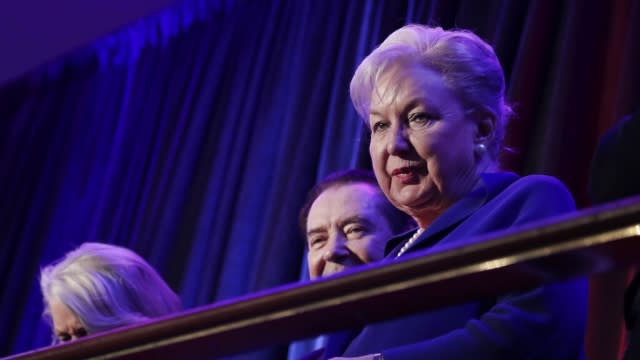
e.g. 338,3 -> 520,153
396,228 -> 424,258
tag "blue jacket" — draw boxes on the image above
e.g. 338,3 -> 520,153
325,172 -> 587,360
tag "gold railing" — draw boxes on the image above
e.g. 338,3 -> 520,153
8,197 -> 640,359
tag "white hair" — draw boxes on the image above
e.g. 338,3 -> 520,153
40,242 -> 182,335
350,24 -> 512,163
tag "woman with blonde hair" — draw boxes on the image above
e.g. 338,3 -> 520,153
324,24 -> 586,360
40,242 -> 182,344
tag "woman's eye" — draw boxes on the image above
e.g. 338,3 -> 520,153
408,112 -> 436,127
371,121 -> 389,133
58,334 -> 70,343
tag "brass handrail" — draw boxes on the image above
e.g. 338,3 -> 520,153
8,196 -> 640,360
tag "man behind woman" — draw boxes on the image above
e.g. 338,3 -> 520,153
589,108 -> 640,360
300,169 -> 415,280
290,169 -> 415,360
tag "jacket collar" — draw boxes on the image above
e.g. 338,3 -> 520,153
385,172 -> 519,257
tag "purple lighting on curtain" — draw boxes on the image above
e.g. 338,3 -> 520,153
38,0 -> 235,80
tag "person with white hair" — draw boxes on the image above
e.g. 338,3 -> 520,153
323,24 -> 587,360
40,242 -> 182,344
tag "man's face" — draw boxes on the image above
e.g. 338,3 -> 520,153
306,183 -> 395,279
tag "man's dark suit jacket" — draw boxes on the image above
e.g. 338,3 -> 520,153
324,172 -> 587,360
588,108 -> 640,360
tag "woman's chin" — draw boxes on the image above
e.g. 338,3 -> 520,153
391,186 -> 429,205
393,196 -> 429,212
392,190 -> 442,214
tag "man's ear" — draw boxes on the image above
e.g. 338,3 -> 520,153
470,106 -> 496,144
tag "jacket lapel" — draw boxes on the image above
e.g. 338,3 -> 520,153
386,172 -> 519,257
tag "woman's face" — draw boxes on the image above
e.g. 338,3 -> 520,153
368,64 -> 482,223
50,300 -> 88,344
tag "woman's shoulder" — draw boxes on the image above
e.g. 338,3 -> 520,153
514,173 -> 568,186
479,172 -> 576,224
481,172 -> 574,206
482,172 -> 571,196
510,173 -> 571,194
498,172 -> 575,210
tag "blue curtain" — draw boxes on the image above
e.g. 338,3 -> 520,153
1,0 -> 639,359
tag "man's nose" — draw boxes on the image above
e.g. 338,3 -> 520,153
322,233 -> 349,262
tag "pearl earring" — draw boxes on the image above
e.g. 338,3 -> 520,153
475,143 -> 487,157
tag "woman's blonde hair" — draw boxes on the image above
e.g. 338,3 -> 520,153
40,242 -> 182,335
350,24 -> 512,162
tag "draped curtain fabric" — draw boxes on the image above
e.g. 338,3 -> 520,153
0,0 -> 638,359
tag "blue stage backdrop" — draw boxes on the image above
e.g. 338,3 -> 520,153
0,0 -> 639,359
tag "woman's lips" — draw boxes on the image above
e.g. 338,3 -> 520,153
391,166 -> 422,183
391,166 -> 418,176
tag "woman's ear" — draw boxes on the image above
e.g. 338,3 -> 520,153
470,106 -> 496,144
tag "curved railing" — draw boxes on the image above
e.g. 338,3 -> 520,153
8,196 -> 640,359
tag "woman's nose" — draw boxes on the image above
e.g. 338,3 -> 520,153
387,126 -> 410,154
